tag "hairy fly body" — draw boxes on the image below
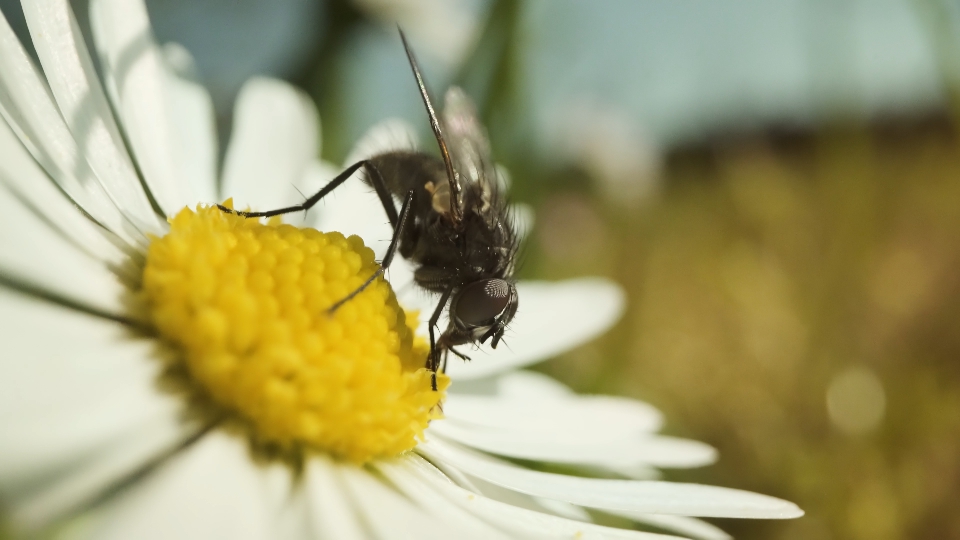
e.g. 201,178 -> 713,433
218,30 -> 519,389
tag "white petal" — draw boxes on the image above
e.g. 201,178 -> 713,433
10,415 -> 195,533
466,473 -> 587,524
313,119 -> 419,281
273,485 -> 312,540
0,116 -> 128,268
161,57 -> 218,204
0,10 -> 151,245
303,155 -> 397,254
86,432 -> 280,540
343,117 -> 419,165
616,437 -> 716,469
0,182 -> 130,317
303,158 -> 419,298
374,458 -> 513,540
493,370 -> 575,398
296,157 -> 394,246
441,394 -> 662,438
21,0 -> 164,233
337,462 -> 478,540
614,513 -> 731,540
400,454 -> 685,540
443,278 -> 626,379
88,0 -> 217,210
430,423 -> 716,469
533,496 -> 593,522
419,438 -> 804,519
221,77 -> 319,224
296,158 -> 420,300
0,288 -> 195,530
600,464 -> 662,481
303,457 -> 367,540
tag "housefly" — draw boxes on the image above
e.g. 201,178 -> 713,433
218,30 -> 519,390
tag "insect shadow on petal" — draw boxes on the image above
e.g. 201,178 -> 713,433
218,29 -> 520,390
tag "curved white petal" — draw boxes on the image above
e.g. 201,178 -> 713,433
615,513 -> 732,540
10,413 -> 193,534
600,464 -> 662,481
533,496 -> 594,522
312,119 -> 421,289
373,459 -> 512,540
86,432 -> 281,540
273,486 -> 312,540
21,0 -> 163,234
465,473 -> 578,522
0,11 -> 151,245
338,463 -> 482,540
89,0 -> 216,211
492,369 -> 574,398
442,387 -> 663,438
221,77 -> 319,225
323,119 -> 420,234
0,288 -> 196,530
296,157 -> 390,243
315,118 -> 420,240
442,278 -> 626,379
466,471 -> 583,524
344,117 -> 419,164
430,423 -> 716,469
303,457 -> 368,540
443,368 -> 574,403
303,155 -> 397,255
158,43 -> 218,203
419,438 -> 804,519
0,183 -> 129,317
0,116 -> 128,268
398,455 -> 684,540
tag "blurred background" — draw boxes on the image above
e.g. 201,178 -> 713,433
5,0 -> 960,538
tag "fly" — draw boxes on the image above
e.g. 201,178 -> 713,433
218,29 -> 520,390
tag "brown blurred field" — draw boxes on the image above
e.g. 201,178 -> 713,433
529,116 -> 960,539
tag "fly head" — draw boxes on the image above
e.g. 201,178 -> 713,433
449,278 -> 518,349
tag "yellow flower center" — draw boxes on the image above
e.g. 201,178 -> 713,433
142,201 -> 447,463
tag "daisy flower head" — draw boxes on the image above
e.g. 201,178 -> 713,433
0,1 -> 802,539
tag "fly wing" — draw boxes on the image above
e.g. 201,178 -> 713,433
440,87 -> 498,194
441,87 -> 518,274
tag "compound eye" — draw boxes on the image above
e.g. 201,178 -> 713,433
455,279 -> 512,327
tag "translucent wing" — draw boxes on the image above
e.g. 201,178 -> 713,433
441,87 -> 498,192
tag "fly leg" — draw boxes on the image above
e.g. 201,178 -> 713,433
447,347 -> 472,363
439,346 -> 471,377
218,160 -> 400,227
428,286 -> 455,391
218,161 -> 408,312
326,189 -> 414,313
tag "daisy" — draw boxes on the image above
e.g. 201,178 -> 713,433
0,1 -> 802,539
